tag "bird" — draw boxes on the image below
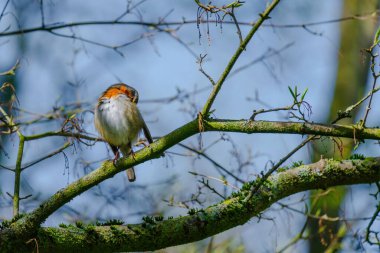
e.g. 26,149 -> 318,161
94,83 -> 153,182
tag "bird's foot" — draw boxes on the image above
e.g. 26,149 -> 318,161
136,139 -> 150,147
112,150 -> 120,165
129,149 -> 137,161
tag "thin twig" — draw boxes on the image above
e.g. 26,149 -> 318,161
0,11 -> 377,38
229,9 -> 243,44
276,202 -> 372,222
0,164 -> 13,172
115,0 -> 148,21
244,135 -> 315,202
39,0 -> 45,27
0,0 -> 10,23
229,42 -> 294,79
21,142 -> 72,171
366,202 -> 380,244
0,60 -> 20,76
332,86 -> 380,124
250,105 -> 294,121
277,218 -> 308,253
178,143 -> 245,183
189,171 -> 239,190
141,86 -> 210,104
24,131 -> 100,142
198,54 -> 216,86
361,45 -> 379,127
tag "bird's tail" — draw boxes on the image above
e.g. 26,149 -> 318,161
120,145 -> 136,182
126,167 -> 136,182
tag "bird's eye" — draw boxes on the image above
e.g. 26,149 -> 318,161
136,91 -> 140,102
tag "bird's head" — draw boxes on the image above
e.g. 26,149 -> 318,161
100,83 -> 139,103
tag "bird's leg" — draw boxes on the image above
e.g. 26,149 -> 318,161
135,138 -> 151,147
136,138 -> 165,157
136,138 -> 160,157
128,142 -> 137,161
110,145 -> 120,165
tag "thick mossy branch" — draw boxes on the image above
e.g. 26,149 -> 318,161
2,157 -> 379,252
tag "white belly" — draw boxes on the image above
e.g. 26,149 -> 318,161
94,96 -> 142,147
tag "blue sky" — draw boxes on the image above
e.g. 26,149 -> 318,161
2,1 -> 379,252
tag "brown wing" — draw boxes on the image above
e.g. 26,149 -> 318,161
142,118 -> 153,144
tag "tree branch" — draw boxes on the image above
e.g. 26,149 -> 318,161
2,157 -> 380,252
0,118 -> 379,245
0,11 -> 376,38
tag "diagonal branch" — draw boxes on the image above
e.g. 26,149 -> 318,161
200,0 -> 281,116
3,118 -> 380,236
22,119 -> 380,144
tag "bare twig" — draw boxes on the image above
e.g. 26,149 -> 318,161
189,171 -> 239,190
21,142 -> 72,171
277,218 -> 308,253
366,203 -> 380,245
229,42 -> 294,78
244,135 -> 315,202
361,44 -> 379,127
115,0 -> 148,21
333,86 -> 380,124
0,0 -> 10,23
0,11 -> 377,38
198,177 -> 226,199
179,143 -> 245,183
228,9 -> 243,44
0,60 -> 20,76
39,0 -> 45,27
197,54 -> 216,86
0,164 -> 13,172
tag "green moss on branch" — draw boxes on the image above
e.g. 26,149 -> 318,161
2,157 -> 380,252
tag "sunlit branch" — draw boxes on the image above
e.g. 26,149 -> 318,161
5,118 -> 380,229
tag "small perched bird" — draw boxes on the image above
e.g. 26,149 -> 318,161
94,83 -> 153,182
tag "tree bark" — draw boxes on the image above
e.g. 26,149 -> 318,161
1,157 -> 379,252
